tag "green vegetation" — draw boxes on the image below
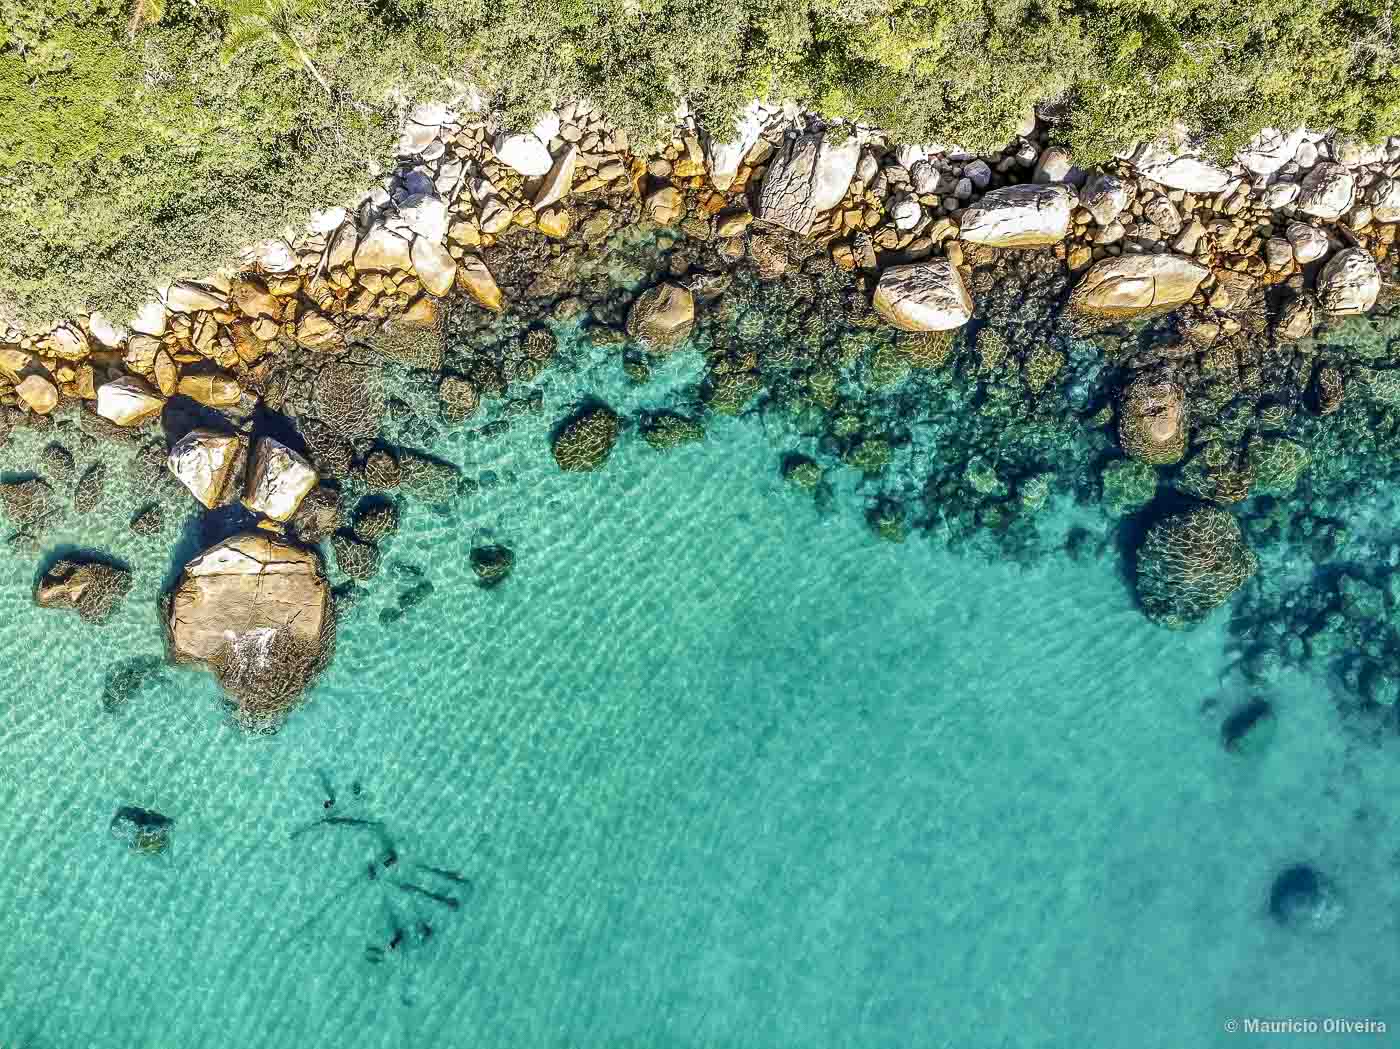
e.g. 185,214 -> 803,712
5,0 -> 1400,326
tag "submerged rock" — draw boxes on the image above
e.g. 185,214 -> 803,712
470,544 -> 515,588
35,559 -> 132,624
167,532 -> 333,727
873,260 -> 973,332
110,805 -> 174,855
16,374 -> 59,415
1136,506 -> 1257,628
1269,865 -> 1344,933
552,407 -> 620,472
1221,699 -> 1276,755
626,283 -> 695,351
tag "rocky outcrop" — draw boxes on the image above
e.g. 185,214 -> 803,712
702,102 -> 768,192
96,376 -> 164,426
166,532 -> 332,719
1318,247 -> 1381,315
626,282 -> 695,351
168,429 -> 241,508
958,184 -> 1072,247
872,260 -> 973,331
243,438 -> 317,522
1070,255 -> 1209,318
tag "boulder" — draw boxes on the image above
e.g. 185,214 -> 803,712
1235,127 -> 1305,176
1372,178 -> 1400,222
168,429 -> 241,508
1130,145 -> 1233,193
534,145 -> 578,210
1317,248 -> 1381,316
1082,173 -> 1129,227
702,103 -> 768,191
1071,255 -> 1209,318
230,276 -> 280,320
1297,163 -> 1356,221
165,280 -> 228,314
456,256 -> 503,311
873,259 -> 974,332
493,132 -> 552,177
86,312 -> 126,350
166,532 -> 332,707
243,437 -> 318,522
130,300 -> 167,337
410,236 -> 457,297
646,186 -> 683,225
109,806 -> 173,855
958,184 -> 1072,247
16,374 -> 58,415
353,226 -> 413,272
177,371 -> 242,408
757,131 -> 859,236
626,283 -> 695,351
400,195 -> 449,243
96,376 -> 164,427
326,222 -> 358,270
1285,221 -> 1330,264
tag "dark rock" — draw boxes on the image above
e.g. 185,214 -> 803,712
110,805 -> 174,855
1269,865 -> 1343,933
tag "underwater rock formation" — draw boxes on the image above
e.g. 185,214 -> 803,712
1135,506 -> 1257,628
35,559 -> 132,624
1269,864 -> 1344,933
552,407 -> 620,472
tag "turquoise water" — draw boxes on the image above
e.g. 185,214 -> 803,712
5,379 -> 1400,1047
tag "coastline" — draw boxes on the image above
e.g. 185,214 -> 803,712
5,97 -> 1400,722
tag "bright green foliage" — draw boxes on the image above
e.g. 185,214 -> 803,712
4,0 -> 1400,325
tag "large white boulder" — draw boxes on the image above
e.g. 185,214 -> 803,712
1371,178 -> 1400,222
1317,248 -> 1381,316
1296,163 -> 1356,221
410,236 -> 457,297
168,429 -> 241,509
1235,127 -> 1305,177
1071,255 -> 1210,318
493,132 -> 553,177
958,184 -> 1072,247
1285,222 -> 1331,264
96,376 -> 164,427
873,260 -> 973,332
242,438 -> 317,522
1131,145 -> 1233,193
400,195 -> 450,243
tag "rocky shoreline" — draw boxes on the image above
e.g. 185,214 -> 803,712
7,98 -> 1400,727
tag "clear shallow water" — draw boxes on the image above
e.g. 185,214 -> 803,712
4,387 -> 1400,1047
